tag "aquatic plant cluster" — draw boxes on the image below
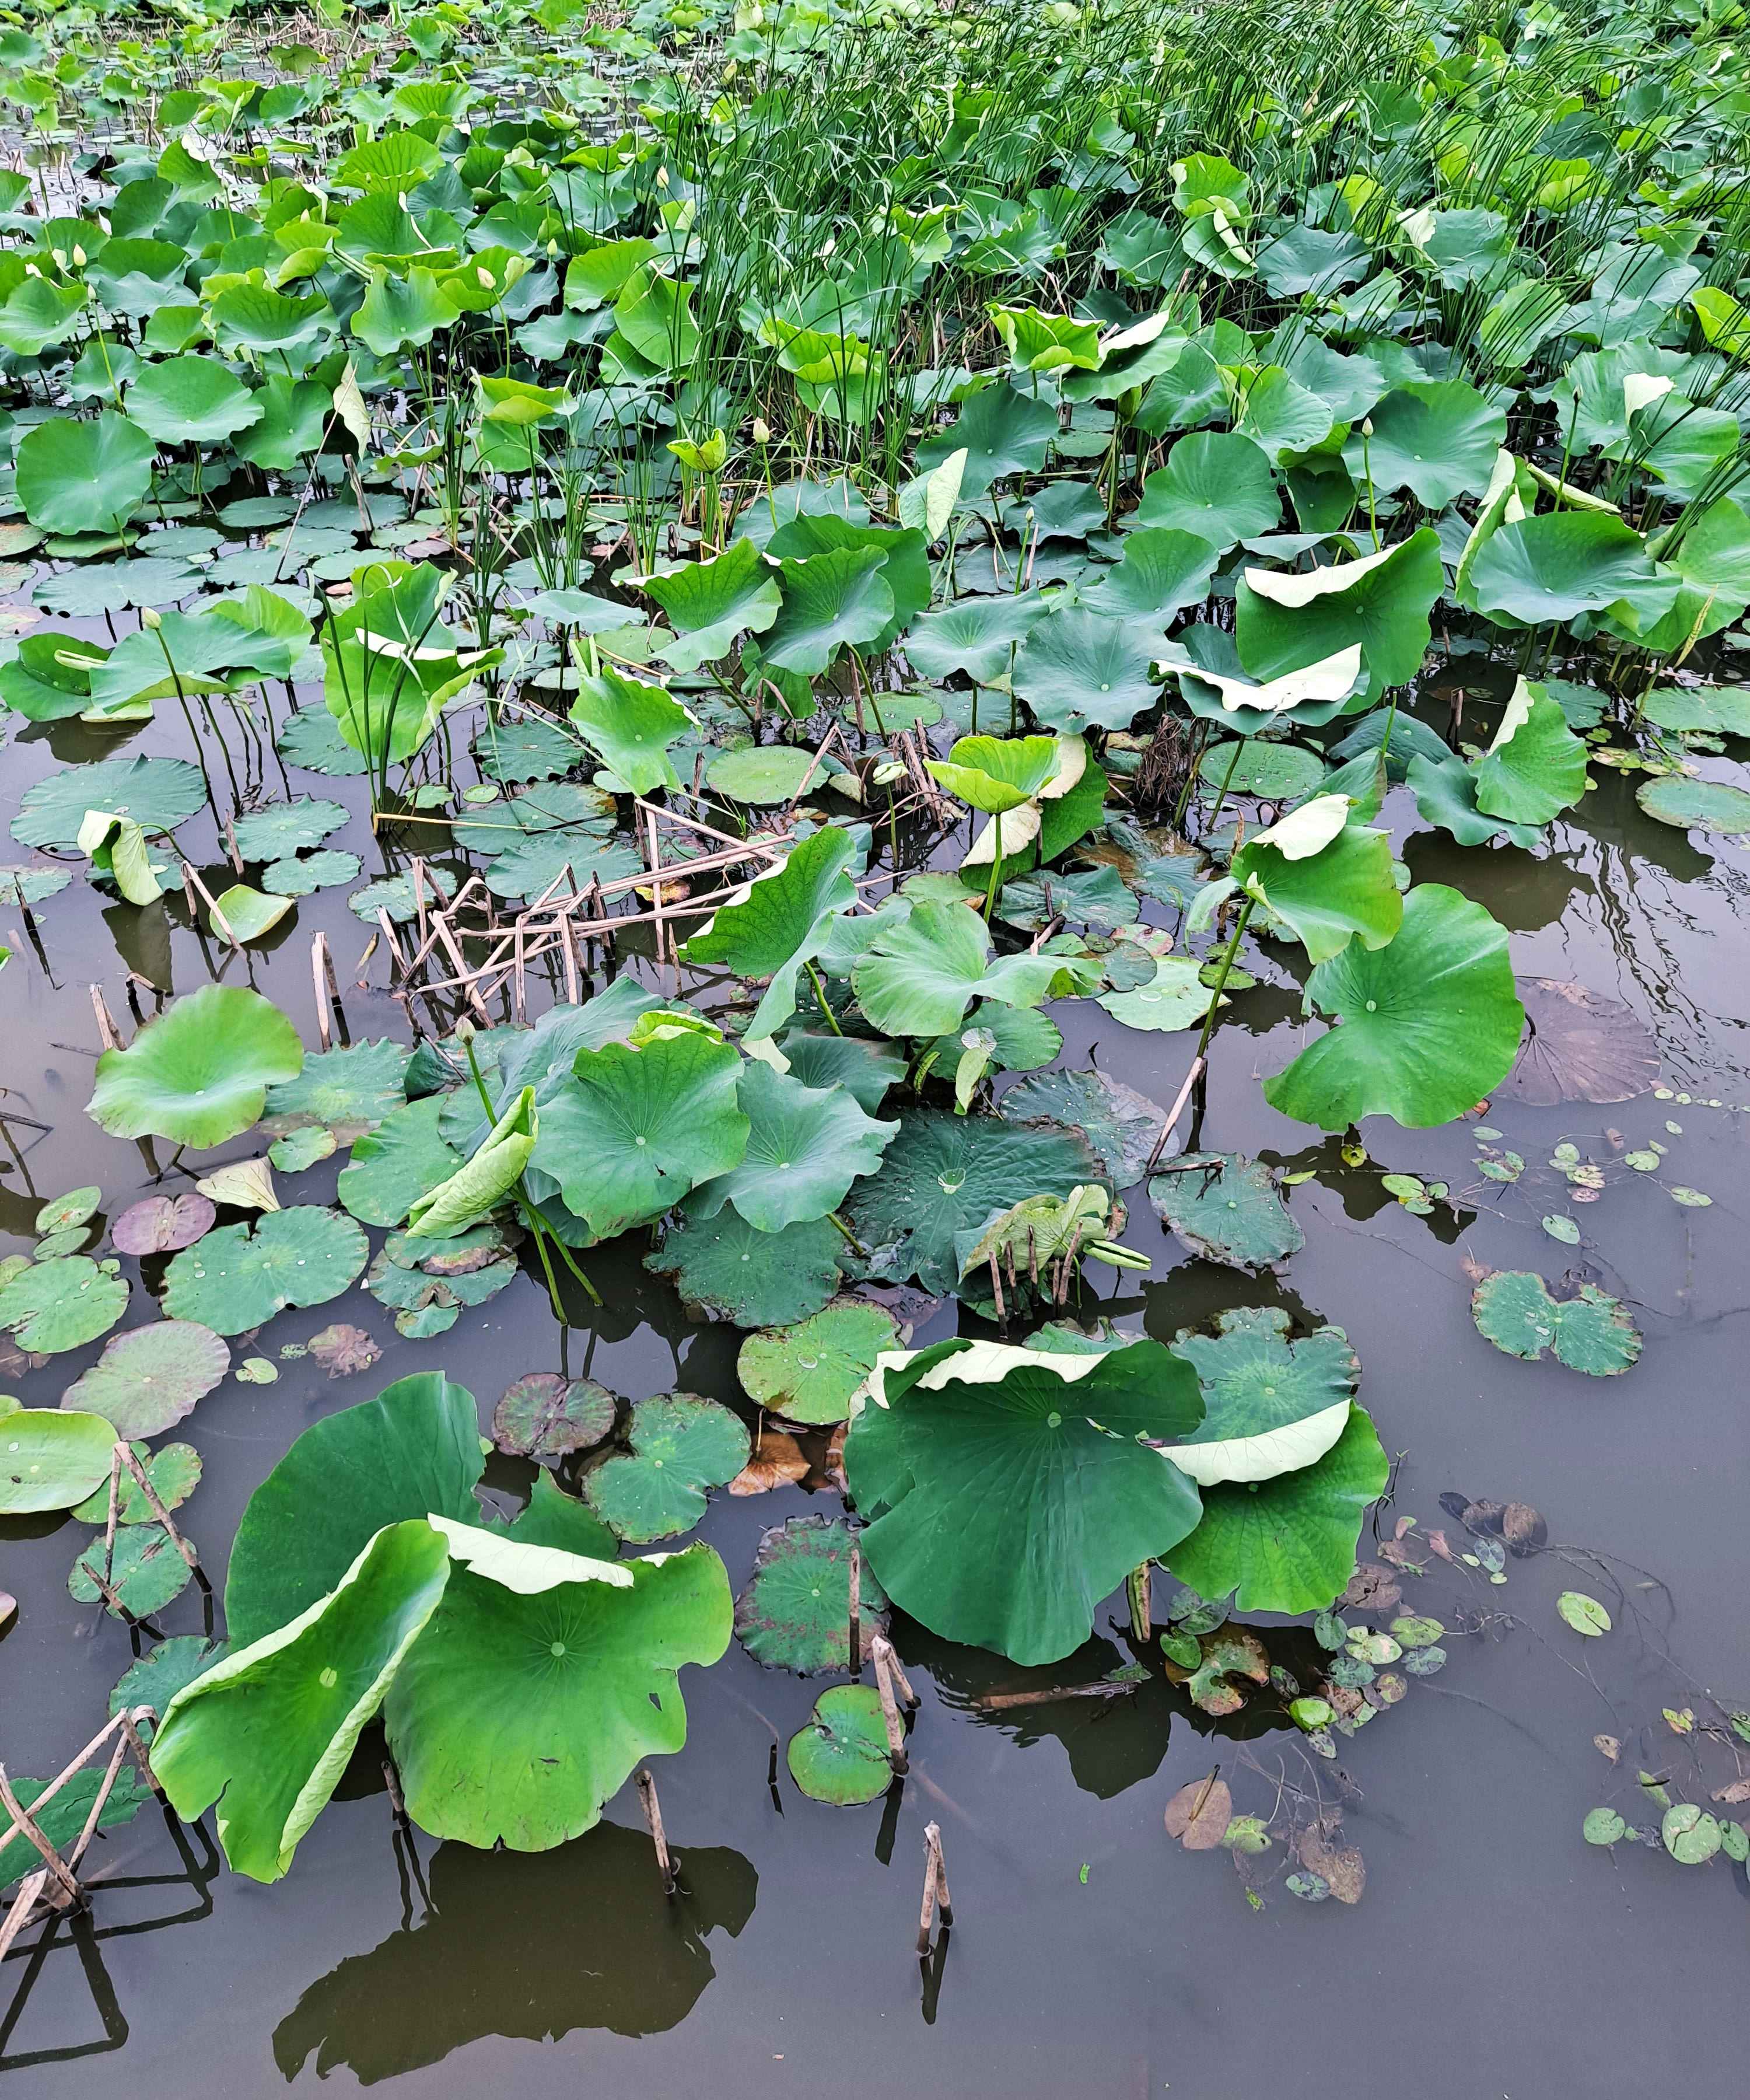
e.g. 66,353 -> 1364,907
1,0 -> 1744,1896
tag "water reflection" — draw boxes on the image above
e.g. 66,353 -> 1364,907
272,1821 -> 757,2085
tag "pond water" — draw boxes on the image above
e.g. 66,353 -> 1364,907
4,666 -> 1749,2099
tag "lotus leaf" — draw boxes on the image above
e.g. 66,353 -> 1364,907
16,411 -> 156,535
761,546 -> 893,675
643,539 -> 782,672
1135,432 -> 1280,548
737,1298 -> 900,1424
337,1095 -> 463,1228
646,1208 -> 844,1326
998,1067 -> 1167,1187
1634,775 -> 1750,834
0,1768 -> 148,1891
1344,381 -> 1505,506
852,901 -> 1066,1037
69,1521 -> 194,1619
705,743 -> 820,805
1098,955 -> 1220,1031
0,1407 -> 118,1514
737,1514 -> 887,1674
0,1257 -> 128,1354
787,1686 -> 893,1804
583,1392 -> 751,1542
1263,885 -> 1523,1129
12,754 -> 204,850
566,666 -> 693,792
60,1320 -> 228,1438
71,1439 -> 200,1524
406,1088 -> 536,1240
681,826 -> 860,1043
1236,531 -> 1443,699
1166,1308 -> 1357,1484
87,985 -> 303,1149
904,595 -> 1045,682
1467,511 -> 1677,633
1472,680 -> 1589,825
1230,798 -> 1402,962
1149,1152 -> 1305,1271
126,356 -> 262,445
232,798 -> 348,861
690,1065 -> 897,1232
1163,1404 -> 1388,1613
845,1338 -> 1203,1664
492,1375 -> 618,1460
262,1040 -> 411,1142
1011,609 -> 1158,733
161,1206 -> 368,1337
1471,1271 -> 1642,1375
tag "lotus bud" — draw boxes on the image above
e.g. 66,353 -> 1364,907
1360,417 -> 1373,437
477,265 -> 495,289
751,417 -> 771,443
139,605 -> 163,630
72,243 -> 85,265
453,1016 -> 477,1042
656,165 -> 669,187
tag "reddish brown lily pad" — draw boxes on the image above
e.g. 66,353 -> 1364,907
111,1193 -> 216,1256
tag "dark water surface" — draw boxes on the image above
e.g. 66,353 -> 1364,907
4,684 -> 1749,2099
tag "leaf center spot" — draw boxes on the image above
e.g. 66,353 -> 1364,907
1046,1410 -> 1062,1428
635,1135 -> 647,1146
319,1666 -> 338,1688
1364,998 -> 1377,1012
550,1641 -> 567,1657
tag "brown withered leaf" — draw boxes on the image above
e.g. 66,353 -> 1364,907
1340,1563 -> 1401,1613
307,1323 -> 382,1379
1295,1819 -> 1366,1905
1502,1501 -> 1547,1556
1712,1780 -> 1750,1804
729,1430 -> 808,1496
822,1423 -> 848,1493
1594,1734 -> 1622,1763
1378,1538 -> 1426,1571
1164,1773 -> 1232,1851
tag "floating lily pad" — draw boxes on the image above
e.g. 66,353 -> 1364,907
0,1766 -> 149,1889
277,705 -> 372,777
1502,979 -> 1660,1106
583,1393 -> 751,1543
35,1188 -> 102,1235
1149,1153 -> 1304,1273
60,1319 -> 229,1438
162,1207 -> 369,1336
1198,739 -> 1324,801
263,849 -> 363,896
1167,1308 -> 1357,1484
0,863 -> 74,906
349,866 -> 459,924
69,1521 -> 194,1619
647,1208 -> 844,1327
736,1298 -> 900,1424
0,1256 -> 129,1353
232,798 -> 348,861
786,1684 -> 892,1804
71,1439 -> 201,1524
492,1375 -> 618,1461
707,744 -> 818,805
1634,774 -> 1750,834
735,1514 -> 888,1673
111,1193 -> 216,1255
1471,1271 -> 1642,1375
12,755 -> 206,851
1098,956 -> 1220,1032
263,1039 -> 413,1142
999,1067 -> 1167,1187
0,1407 -> 118,1514
108,1634 -> 229,1722
307,1324 -> 383,1378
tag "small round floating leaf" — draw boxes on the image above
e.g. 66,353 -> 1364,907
88,984 -> 304,1149
0,1408 -> 118,1514
583,1393 -> 751,1543
1503,979 -> 1659,1107
161,1206 -> 369,1337
787,1685 -> 892,1805
71,1440 -> 200,1524
1471,1271 -> 1642,1375
1196,739 -> 1325,801
1583,1807 -> 1628,1846
1558,1590 -> 1612,1637
35,1188 -> 101,1236
60,1320 -> 229,1438
69,1522 -> 194,1619
231,797 -> 348,861
1149,1153 -> 1304,1273
0,1257 -> 128,1354
1662,1805 -> 1722,1865
737,1299 -> 900,1425
735,1514 -> 888,1673
492,1375 -> 618,1461
111,1193 -> 216,1255
1164,1774 -> 1233,1850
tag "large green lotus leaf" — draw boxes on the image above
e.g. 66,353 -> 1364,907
12,754 -> 204,850
764,515 -> 929,653
1166,622 -> 1364,735
1166,1306 -> 1357,1483
776,1029 -> 908,1112
278,703 -> 372,776
1097,955 -> 1217,1032
737,1297 -> 900,1424
787,1685 -> 892,1804
998,1067 -> 1166,1187
690,1065 -> 897,1232
384,1533 -> 732,1851
761,546 -> 894,675
225,1371 -> 484,1646
1149,1152 -> 1304,1272
1472,680 -> 1589,825
211,282 -> 334,357
1078,528 -> 1220,631
927,732 -> 1062,813
1633,774 -> 1750,834
1632,498 -> 1750,654
736,1514 -> 888,1673
153,1520 -> 452,1883
69,1519 -> 194,1617
705,745 -> 820,805
1232,364 -> 1335,462
903,593 -> 1046,682
1161,1404 -> 1387,1613
646,1209 -> 843,1326
16,411 -> 156,535
1011,608 -> 1158,733
1236,530 -> 1443,699
473,714 -> 586,785
324,561 -> 478,767
643,539 -> 782,673
1407,751 -> 1541,849
0,1766 -> 149,1889
0,1407 -> 118,1514
1471,1270 -> 1642,1375
337,1095 -> 463,1228
1135,432 -> 1280,548
0,1257 -> 128,1353
87,986 -> 303,1150
996,865 -> 1135,934
1263,885 -> 1524,1130
1230,799 -> 1402,962
582,1393 -> 750,1542
538,1032 -> 749,1239
233,373 -> 330,471
681,826 -> 860,1044
851,901 -> 1065,1037
0,275 -> 88,357
913,378 -> 1056,497
351,266 -> 460,356
1467,512 -> 1678,633
845,1338 -> 1203,1665
1343,380 -> 1505,506
262,1039 -> 411,1142
60,1319 -> 229,1438
843,1109 -> 1101,1297
161,1206 -> 369,1338
126,355 -> 263,445
566,665 -> 692,793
